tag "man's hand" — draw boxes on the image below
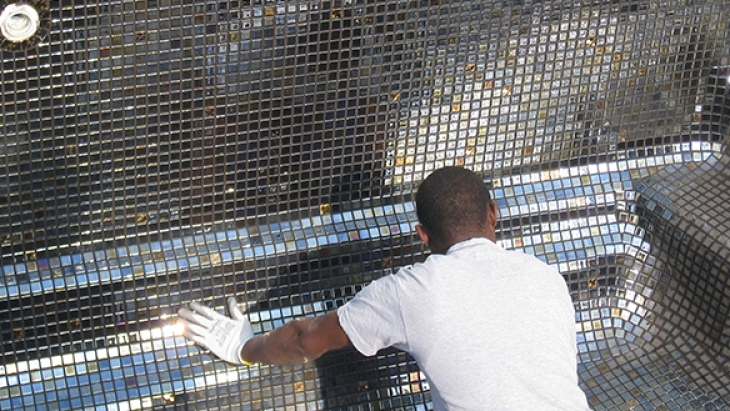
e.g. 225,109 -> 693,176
177,297 -> 254,366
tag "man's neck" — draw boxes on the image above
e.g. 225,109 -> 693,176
430,233 -> 495,254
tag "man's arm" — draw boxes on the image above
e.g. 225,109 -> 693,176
178,298 -> 351,366
242,310 -> 351,365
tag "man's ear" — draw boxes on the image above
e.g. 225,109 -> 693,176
487,201 -> 498,229
416,224 -> 430,247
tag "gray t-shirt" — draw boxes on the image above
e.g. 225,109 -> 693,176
337,237 -> 590,410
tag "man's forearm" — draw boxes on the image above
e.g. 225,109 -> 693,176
241,319 -> 312,365
240,311 -> 350,366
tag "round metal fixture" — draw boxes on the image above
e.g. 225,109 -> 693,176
0,3 -> 39,43
0,0 -> 49,51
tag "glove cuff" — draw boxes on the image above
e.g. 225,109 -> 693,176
239,350 -> 256,367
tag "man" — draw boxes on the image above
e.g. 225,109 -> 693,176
178,166 -> 591,410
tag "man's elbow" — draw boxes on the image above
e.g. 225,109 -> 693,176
295,313 -> 350,362
295,338 -> 323,363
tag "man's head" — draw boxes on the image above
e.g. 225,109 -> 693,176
415,166 -> 498,254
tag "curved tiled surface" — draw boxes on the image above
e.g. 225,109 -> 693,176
577,154 -> 730,410
0,0 -> 729,409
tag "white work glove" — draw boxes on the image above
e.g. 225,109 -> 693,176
177,297 -> 254,366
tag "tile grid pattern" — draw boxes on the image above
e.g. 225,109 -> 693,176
0,0 -> 728,409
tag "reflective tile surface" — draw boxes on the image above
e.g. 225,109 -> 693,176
0,0 -> 729,409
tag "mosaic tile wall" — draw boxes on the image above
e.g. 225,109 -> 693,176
0,0 -> 728,410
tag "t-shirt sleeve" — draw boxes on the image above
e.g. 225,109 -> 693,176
337,274 -> 408,356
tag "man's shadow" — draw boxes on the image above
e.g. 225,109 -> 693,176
314,345 -> 428,410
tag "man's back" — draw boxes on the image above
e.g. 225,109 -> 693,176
338,238 -> 590,410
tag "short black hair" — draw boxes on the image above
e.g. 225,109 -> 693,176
415,167 -> 492,245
